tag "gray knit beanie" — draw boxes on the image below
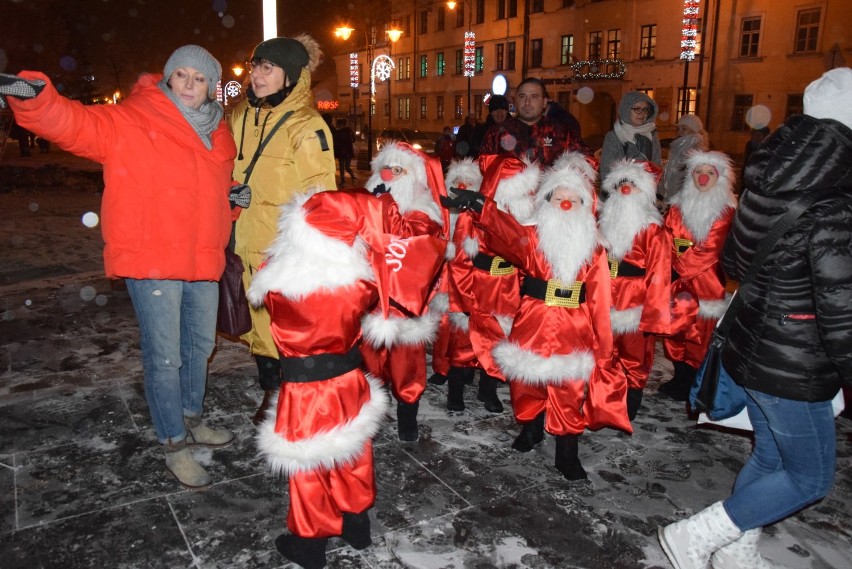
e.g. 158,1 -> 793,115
252,37 -> 309,84
163,45 -> 222,98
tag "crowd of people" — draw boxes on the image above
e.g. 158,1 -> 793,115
0,36 -> 849,569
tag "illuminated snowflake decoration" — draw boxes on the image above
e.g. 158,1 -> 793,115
371,54 -> 395,97
225,81 -> 242,99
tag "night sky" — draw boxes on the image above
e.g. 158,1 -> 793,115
1,0 -> 375,98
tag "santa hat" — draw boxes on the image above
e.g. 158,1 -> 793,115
550,151 -> 599,186
478,154 -> 542,223
803,67 -> 852,131
445,157 -> 483,195
601,159 -> 659,198
537,153 -> 597,213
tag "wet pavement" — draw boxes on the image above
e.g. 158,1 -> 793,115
0,149 -> 850,568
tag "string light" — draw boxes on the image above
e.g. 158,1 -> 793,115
680,0 -> 701,61
350,53 -> 359,88
463,31 -> 476,78
570,59 -> 626,80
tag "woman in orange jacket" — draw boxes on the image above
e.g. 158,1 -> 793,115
2,45 -> 238,490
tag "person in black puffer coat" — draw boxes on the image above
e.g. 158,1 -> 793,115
658,67 -> 852,569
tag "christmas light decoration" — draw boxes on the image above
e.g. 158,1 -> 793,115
350,53 -> 360,89
371,54 -> 395,98
463,31 -> 476,78
570,59 -> 626,80
680,0 -> 701,60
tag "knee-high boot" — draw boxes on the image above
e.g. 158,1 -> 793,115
253,355 -> 281,425
554,434 -> 587,481
477,373 -> 504,413
511,412 -> 545,452
397,400 -> 420,441
658,361 -> 697,402
341,511 -> 372,550
275,534 -> 328,569
626,387 -> 644,421
447,367 -> 473,411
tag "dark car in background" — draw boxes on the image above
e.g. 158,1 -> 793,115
376,128 -> 438,154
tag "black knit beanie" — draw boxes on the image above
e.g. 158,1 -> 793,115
252,38 -> 309,84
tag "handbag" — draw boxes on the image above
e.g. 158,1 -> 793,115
689,186 -> 845,420
217,247 -> 252,337
216,110 -> 294,337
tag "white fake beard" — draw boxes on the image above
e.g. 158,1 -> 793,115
535,202 -> 598,284
598,189 -> 661,260
498,192 -> 536,226
673,181 -> 732,243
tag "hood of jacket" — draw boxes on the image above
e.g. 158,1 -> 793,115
618,91 -> 659,125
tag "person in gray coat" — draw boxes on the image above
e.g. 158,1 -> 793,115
599,91 -> 662,183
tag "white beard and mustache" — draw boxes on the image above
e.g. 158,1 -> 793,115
598,189 -> 661,260
670,180 -> 734,244
371,172 -> 443,225
535,202 -> 599,284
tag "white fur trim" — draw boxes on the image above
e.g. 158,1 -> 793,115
494,160 -> 541,224
446,158 -> 483,193
551,151 -> 597,184
445,241 -> 457,261
247,190 -> 374,306
430,292 -> 449,314
495,314 -> 514,335
537,163 -> 595,207
463,236 -> 481,261
699,294 -> 732,320
255,374 -> 390,476
493,341 -> 595,385
601,159 -> 657,198
362,308 -> 442,348
610,306 -> 643,335
449,311 -> 470,332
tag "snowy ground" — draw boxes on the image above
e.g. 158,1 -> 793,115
0,150 -> 850,569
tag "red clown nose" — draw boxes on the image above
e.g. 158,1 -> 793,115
560,200 -> 573,211
620,184 -> 632,195
457,182 -> 467,190
698,173 -> 711,186
380,168 -> 395,182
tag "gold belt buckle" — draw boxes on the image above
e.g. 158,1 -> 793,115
490,255 -> 515,276
673,237 -> 694,256
544,279 -> 583,308
608,257 -> 619,279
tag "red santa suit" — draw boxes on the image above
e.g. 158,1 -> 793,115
248,189 -> 445,541
360,142 -> 449,439
479,162 -> 632,437
598,160 -> 672,393
663,151 -> 736,368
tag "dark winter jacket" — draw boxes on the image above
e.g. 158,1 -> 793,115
721,114 -> 852,402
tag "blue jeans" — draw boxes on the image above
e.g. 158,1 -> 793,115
723,388 -> 836,530
126,279 -> 218,444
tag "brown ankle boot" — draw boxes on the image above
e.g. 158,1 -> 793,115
252,389 -> 275,426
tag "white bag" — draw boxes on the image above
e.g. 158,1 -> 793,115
697,389 -> 846,432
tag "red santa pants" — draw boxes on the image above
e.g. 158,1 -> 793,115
613,331 -> 657,390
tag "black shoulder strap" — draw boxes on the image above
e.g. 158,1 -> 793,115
718,186 -> 850,334
242,110 -> 294,184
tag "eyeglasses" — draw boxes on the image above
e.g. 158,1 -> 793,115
631,106 -> 652,114
381,166 -> 406,176
248,60 -> 278,76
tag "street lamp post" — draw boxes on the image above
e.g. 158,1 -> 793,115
448,0 -> 474,116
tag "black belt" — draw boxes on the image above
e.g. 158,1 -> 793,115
472,252 -> 516,276
608,257 -> 645,278
521,275 -> 586,308
280,344 -> 362,383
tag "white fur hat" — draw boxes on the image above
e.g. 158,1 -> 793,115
550,151 -> 598,185
367,141 -> 427,190
445,157 -> 482,194
601,159 -> 658,197
804,67 -> 852,131
537,154 -> 596,210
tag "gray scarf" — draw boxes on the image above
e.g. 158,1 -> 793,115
157,78 -> 223,150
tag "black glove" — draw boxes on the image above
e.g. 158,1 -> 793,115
229,184 -> 252,209
372,183 -> 390,196
450,188 -> 484,213
0,73 -> 46,109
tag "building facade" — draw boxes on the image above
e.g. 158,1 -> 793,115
329,0 -> 851,158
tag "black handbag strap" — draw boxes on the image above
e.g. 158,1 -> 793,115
242,110 -> 294,184
717,186 -> 849,335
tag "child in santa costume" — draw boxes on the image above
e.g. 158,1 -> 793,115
248,188 -> 445,569
658,150 -> 736,401
361,142 -> 449,441
598,159 -> 673,420
449,153 -> 631,481
443,154 -> 542,413
428,157 -> 483,388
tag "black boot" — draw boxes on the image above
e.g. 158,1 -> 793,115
626,387 -> 643,421
341,511 -> 372,550
397,400 -> 420,441
477,374 -> 504,413
554,434 -> 587,481
511,412 -> 545,452
428,372 -> 448,385
658,361 -> 696,402
274,534 -> 328,569
252,388 -> 276,426
447,367 -> 473,411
